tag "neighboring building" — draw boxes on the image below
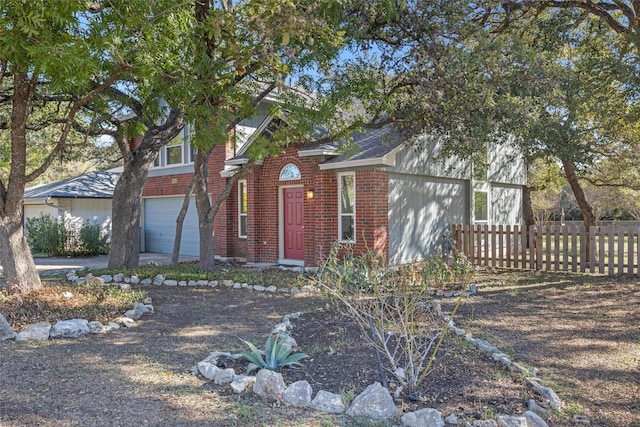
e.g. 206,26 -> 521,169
142,113 -> 526,266
23,170 -> 119,236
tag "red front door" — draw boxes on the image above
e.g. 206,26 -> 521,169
283,187 -> 304,260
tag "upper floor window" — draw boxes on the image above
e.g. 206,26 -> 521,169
280,164 -> 301,180
339,172 -> 355,242
166,136 -> 183,165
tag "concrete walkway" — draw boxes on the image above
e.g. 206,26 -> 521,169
0,253 -> 199,277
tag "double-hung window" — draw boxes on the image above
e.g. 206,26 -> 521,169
338,172 -> 355,242
238,180 -> 248,238
166,135 -> 183,165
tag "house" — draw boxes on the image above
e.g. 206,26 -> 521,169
23,170 -> 119,236
142,114 -> 526,265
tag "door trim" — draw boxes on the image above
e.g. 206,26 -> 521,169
278,184 -> 304,265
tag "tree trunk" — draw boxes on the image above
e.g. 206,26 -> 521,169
171,176 -> 196,265
194,150 -> 216,271
522,185 -> 536,228
108,110 -> 184,269
560,156 -> 596,229
0,70 -> 41,294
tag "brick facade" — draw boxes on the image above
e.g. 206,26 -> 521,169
143,144 -> 390,267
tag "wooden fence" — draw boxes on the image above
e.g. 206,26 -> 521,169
451,224 -> 640,276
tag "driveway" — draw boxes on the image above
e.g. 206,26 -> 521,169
0,253 -> 199,278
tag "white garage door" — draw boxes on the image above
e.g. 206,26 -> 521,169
143,197 -> 199,256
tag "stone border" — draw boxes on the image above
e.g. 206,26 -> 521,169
2,270 -> 576,426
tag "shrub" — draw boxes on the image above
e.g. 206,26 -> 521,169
25,214 -> 68,256
25,214 -> 109,256
315,242 -> 474,399
75,222 -> 110,256
241,334 -> 308,374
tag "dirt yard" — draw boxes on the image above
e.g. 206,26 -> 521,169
0,271 -> 638,426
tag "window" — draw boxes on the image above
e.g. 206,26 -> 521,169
474,190 -> 488,223
166,135 -> 183,165
279,163 -> 301,180
339,173 -> 355,242
238,180 -> 248,237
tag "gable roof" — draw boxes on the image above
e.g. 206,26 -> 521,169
24,171 -> 120,199
299,126 -> 406,170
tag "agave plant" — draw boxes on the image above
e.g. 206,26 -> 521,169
241,334 -> 308,374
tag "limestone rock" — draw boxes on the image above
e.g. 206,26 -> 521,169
208,280 -> 218,287
523,411 -> 549,427
113,273 -> 125,283
178,280 -> 187,287
214,368 -> 236,385
0,313 -> 16,341
346,382 -> 397,419
290,286 -> 300,293
496,415 -> 527,427
253,285 -> 266,292
527,399 -> 549,415
265,285 -> 277,293
15,322 -> 50,341
222,279 -> 234,287
197,359 -> 221,380
85,274 -> 105,285
300,285 -> 315,292
476,339 -> 500,354
62,291 -> 73,299
88,321 -> 105,334
118,317 -> 135,328
230,375 -> 256,394
130,276 -> 141,285
153,274 -> 165,285
445,413 -> 459,425
253,369 -> 286,401
527,379 -> 561,410
50,319 -> 90,339
401,408 -> 444,427
196,280 -> 209,286
119,283 -> 131,291
140,278 -> 152,286
99,275 -> 113,283
308,390 -> 345,414
233,283 -> 242,289
472,421 -> 498,427
107,321 -> 120,330
282,380 -> 313,407
164,279 -> 178,286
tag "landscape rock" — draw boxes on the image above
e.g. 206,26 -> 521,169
99,275 -> 113,283
113,273 -> 125,283
265,285 -> 277,293
88,321 -> 105,334
290,286 -> 300,293
572,415 -> 591,425
50,319 -> 90,339
164,280 -> 178,286
197,359 -> 221,380
196,280 -> 209,287
152,274 -> 165,285
107,321 -> 120,330
15,322 -> 50,341
282,380 -> 313,407
179,281 -> 187,287
143,297 -> 153,305
230,375 -> 256,394
140,278 -> 152,286
222,279 -> 234,287
208,280 -> 218,287
253,369 -> 286,401
300,285 -> 315,292
253,285 -> 266,292
346,382 -> 397,419
527,379 -> 562,410
400,407 -> 444,427
527,399 -> 549,415
119,283 -> 131,291
496,415 -> 527,427
85,274 -> 105,285
188,280 -> 198,287
118,317 -> 135,328
214,368 -> 236,385
509,363 -> 529,375
445,413 -> 459,425
0,313 -> 16,341
62,291 -> 73,299
233,283 -> 242,289
523,411 -> 549,427
475,339 -> 500,354
472,421 -> 497,427
308,390 -> 345,414
130,276 -> 141,285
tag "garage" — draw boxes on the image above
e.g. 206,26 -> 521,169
143,197 -> 200,257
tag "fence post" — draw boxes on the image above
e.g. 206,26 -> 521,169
589,226 -> 596,274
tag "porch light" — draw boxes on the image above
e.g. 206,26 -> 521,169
306,189 -> 315,200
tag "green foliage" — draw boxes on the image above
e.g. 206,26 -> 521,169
25,214 -> 109,257
241,334 -> 308,374
25,214 -> 68,256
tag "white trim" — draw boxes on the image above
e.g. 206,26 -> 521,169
298,148 -> 339,157
278,184 -> 304,263
338,172 -> 356,243
238,180 -> 248,238
472,187 -> 490,224
226,157 -> 250,166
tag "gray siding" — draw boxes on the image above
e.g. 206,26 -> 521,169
491,185 -> 523,225
389,134 -> 470,180
488,139 -> 526,185
388,173 -> 468,264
